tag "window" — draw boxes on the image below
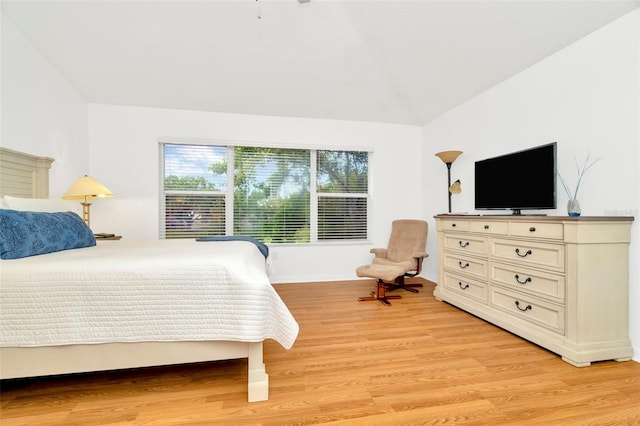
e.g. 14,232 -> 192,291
161,142 -> 369,243
233,147 -> 310,243
317,151 -> 368,240
163,144 -> 226,239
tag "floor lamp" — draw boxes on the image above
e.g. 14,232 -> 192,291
435,150 -> 463,213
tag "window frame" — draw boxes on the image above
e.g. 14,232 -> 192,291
159,139 -> 372,243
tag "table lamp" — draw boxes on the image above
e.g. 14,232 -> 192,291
63,175 -> 113,227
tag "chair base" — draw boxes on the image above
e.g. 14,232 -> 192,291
358,281 -> 402,306
386,282 -> 423,294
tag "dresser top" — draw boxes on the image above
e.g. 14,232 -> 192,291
434,214 -> 634,222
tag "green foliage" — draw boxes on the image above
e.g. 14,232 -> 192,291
232,147 -> 310,243
164,175 -> 219,191
317,151 -> 368,193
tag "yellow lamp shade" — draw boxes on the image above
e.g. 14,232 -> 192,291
63,175 -> 113,200
449,179 -> 462,194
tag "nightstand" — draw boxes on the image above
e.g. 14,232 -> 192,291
94,233 -> 122,240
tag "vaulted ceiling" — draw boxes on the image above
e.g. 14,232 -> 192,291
2,0 -> 638,126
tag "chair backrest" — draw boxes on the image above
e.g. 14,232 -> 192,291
386,219 -> 428,264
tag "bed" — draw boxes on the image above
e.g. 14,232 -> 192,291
0,147 -> 299,402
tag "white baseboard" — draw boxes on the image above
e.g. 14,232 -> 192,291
271,273 -> 438,285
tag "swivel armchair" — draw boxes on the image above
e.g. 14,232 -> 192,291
356,219 -> 429,305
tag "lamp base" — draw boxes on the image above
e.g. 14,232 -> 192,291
80,202 -> 92,227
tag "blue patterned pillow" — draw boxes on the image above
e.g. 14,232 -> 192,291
0,209 -> 96,260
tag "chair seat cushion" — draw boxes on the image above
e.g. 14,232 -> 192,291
372,257 -> 414,271
356,264 -> 406,282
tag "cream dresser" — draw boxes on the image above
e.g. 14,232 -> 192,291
434,215 -> 634,367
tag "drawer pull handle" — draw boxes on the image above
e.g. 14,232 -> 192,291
484,225 -> 489,230
529,227 -> 536,232
451,223 -> 456,227
459,261 -> 470,269
514,274 -> 532,285
459,282 -> 469,290
459,241 -> 470,248
515,301 -> 532,312
515,248 -> 532,257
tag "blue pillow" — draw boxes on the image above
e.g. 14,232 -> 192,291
0,209 -> 96,260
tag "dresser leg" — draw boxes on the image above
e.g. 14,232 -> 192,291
561,356 -> 591,367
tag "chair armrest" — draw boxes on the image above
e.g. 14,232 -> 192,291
369,248 -> 388,258
410,251 -> 429,275
412,251 -> 429,259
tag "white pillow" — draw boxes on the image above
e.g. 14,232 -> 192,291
0,197 -> 9,209
4,195 -> 80,214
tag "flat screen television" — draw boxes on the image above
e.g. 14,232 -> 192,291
474,142 -> 556,215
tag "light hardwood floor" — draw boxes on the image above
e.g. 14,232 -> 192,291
2,279 -> 639,425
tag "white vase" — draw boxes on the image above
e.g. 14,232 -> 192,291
567,199 -> 581,217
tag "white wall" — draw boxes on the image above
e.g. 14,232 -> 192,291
422,10 -> 640,361
0,13 -> 88,196
87,104 -> 424,283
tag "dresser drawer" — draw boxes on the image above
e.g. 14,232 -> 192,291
491,239 -> 565,272
440,220 -> 469,232
469,221 -> 508,235
443,253 -> 488,279
443,233 -> 488,256
509,222 -> 563,240
490,262 -> 565,303
490,287 -> 565,334
442,271 -> 488,304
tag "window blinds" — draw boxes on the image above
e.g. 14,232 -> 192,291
161,143 -> 369,243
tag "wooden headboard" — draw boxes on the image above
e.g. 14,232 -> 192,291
0,147 -> 54,198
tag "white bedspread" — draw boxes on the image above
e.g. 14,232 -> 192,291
0,239 -> 298,349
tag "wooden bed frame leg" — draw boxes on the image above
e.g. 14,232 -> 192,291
247,342 -> 269,402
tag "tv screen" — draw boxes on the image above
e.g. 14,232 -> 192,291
474,142 -> 556,215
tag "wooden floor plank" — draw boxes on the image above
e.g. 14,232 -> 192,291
1,279 -> 639,425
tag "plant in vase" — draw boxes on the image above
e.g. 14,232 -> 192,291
558,154 -> 600,217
